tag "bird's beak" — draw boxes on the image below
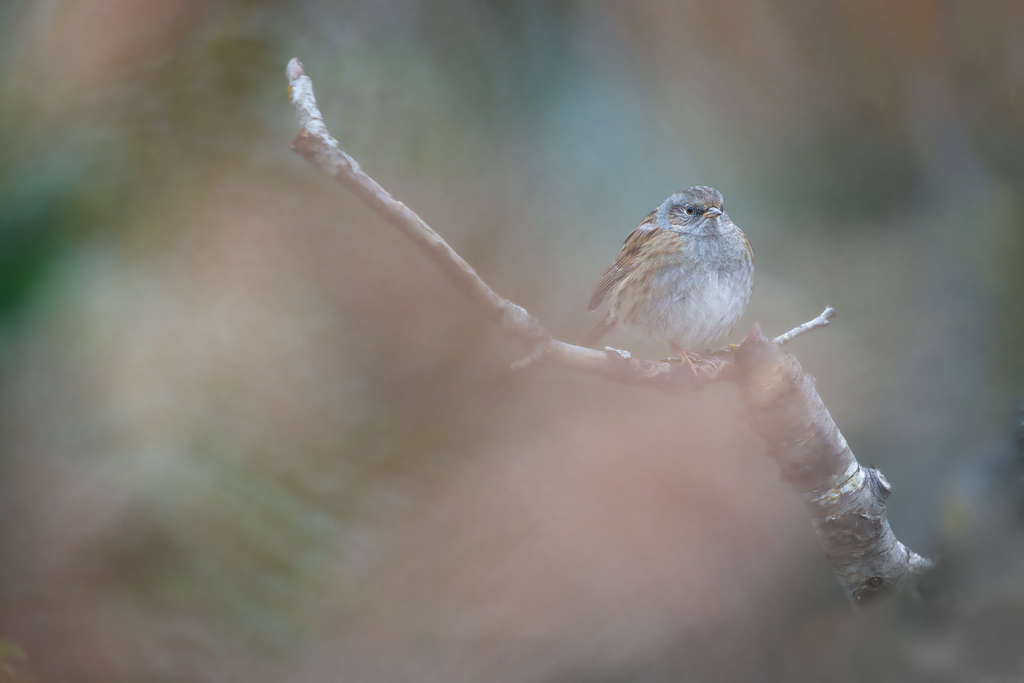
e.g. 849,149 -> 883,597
705,207 -> 723,219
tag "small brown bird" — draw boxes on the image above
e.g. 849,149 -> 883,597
583,186 -> 753,357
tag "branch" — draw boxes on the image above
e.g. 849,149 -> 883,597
737,326 -> 934,601
285,59 -> 544,342
284,58 -> 933,601
286,58 -> 824,389
773,306 -> 835,345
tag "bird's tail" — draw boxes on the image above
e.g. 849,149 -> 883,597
581,314 -> 615,348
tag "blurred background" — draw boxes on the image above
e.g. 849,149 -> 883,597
1,1 -> 1023,681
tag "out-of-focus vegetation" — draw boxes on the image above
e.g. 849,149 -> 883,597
1,1 -> 1023,681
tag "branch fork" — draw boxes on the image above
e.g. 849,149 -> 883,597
284,57 -> 932,602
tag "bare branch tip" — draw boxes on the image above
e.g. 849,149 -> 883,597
286,58 -> 305,80
511,339 -> 556,371
510,358 -> 535,371
772,305 -> 838,345
511,345 -> 547,371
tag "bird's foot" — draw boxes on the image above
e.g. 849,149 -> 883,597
664,346 -> 703,375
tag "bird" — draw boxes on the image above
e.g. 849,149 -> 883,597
582,186 -> 753,360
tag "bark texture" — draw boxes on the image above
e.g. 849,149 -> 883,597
736,326 -> 933,601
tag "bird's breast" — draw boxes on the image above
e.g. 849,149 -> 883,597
609,229 -> 752,349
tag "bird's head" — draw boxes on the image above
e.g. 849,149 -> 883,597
658,186 -> 727,234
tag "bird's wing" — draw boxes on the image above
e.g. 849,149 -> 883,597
586,209 -> 660,311
580,312 -> 616,348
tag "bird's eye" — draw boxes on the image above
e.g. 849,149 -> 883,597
684,205 -> 695,215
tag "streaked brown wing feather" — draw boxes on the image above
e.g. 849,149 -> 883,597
580,312 -> 616,348
586,210 -> 659,311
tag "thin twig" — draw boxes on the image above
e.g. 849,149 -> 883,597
773,306 -> 836,345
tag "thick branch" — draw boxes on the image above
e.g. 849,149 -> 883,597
284,58 -> 932,601
736,326 -> 934,601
